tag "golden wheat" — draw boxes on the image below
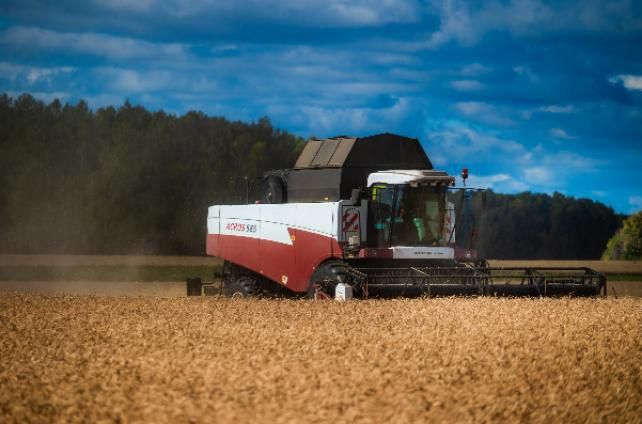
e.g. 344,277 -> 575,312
1,295 -> 640,423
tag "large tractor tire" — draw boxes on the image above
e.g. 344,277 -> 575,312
262,175 -> 287,204
307,260 -> 349,300
225,275 -> 259,298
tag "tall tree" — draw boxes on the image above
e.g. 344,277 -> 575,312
602,212 -> 642,260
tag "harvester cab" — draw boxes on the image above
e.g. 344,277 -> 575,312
339,170 -> 457,258
206,133 -> 606,298
339,169 -> 486,265
366,170 -> 454,251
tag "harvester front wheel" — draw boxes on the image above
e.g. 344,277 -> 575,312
225,276 -> 258,298
307,260 -> 347,300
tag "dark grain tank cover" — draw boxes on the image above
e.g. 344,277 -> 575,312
278,133 -> 434,203
294,133 -> 432,170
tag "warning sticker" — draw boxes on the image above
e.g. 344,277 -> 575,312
343,209 -> 359,232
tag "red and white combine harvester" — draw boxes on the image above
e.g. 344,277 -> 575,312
206,134 -> 606,299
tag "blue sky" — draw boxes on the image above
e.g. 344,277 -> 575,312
1,0 -> 641,213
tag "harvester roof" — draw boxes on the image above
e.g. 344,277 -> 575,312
367,170 -> 455,187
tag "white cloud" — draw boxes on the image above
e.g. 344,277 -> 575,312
281,97 -> 411,136
95,67 -> 217,93
94,0 -> 156,12
302,107 -> 368,134
460,63 -> 492,76
513,65 -> 539,82
426,123 -> 603,195
26,67 -> 74,84
370,53 -> 419,66
424,0 -> 642,49
0,62 -> 75,84
522,104 -> 575,119
609,74 -> 642,91
549,127 -> 576,140
504,179 -> 530,192
430,152 -> 448,167
518,150 -> 601,190
98,68 -> 170,92
629,196 -> 642,213
319,81 -> 410,97
537,105 -> 575,114
426,125 -> 525,164
225,45 -> 420,103
96,0 -> 420,26
454,102 -> 514,126
0,62 -> 25,80
425,0 -> 554,48
283,0 -> 420,26
389,67 -> 432,82
455,101 -> 486,115
524,166 -> 553,185
467,173 -> 529,192
425,0 -> 477,48
543,150 -> 599,170
451,79 -> 483,91
328,1 -> 413,26
468,173 -> 509,185
0,27 -> 188,62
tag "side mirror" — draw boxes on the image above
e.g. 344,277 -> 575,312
349,188 -> 361,205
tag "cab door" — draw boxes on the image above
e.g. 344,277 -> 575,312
367,184 -> 395,247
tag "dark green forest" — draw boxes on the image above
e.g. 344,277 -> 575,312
479,192 -> 621,259
0,94 -> 622,258
0,94 -> 303,255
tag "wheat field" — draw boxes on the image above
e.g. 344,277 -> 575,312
1,295 -> 640,423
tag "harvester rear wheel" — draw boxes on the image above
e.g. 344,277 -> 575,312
225,276 -> 259,298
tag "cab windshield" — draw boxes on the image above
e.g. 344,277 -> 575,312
368,184 -> 448,247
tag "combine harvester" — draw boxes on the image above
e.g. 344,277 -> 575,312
205,134 -> 606,299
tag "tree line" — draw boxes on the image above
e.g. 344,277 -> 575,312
0,94 -> 623,258
0,94 -> 303,255
478,191 -> 622,259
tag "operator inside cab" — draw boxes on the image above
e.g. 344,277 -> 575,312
368,183 -> 447,248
